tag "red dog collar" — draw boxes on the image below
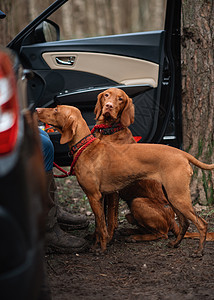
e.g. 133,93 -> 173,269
91,123 -> 124,135
70,134 -> 96,156
54,134 -> 97,178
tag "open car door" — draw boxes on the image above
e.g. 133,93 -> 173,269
8,0 -> 182,166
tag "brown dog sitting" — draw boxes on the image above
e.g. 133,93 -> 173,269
93,88 -> 180,242
94,88 -> 214,243
37,105 -> 214,256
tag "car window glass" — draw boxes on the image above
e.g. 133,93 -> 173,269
6,1 -> 167,45
49,0 -> 167,40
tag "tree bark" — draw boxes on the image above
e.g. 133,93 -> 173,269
0,0 -> 13,45
181,0 -> 214,204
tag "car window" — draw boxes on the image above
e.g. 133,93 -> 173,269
3,0 -> 167,47
47,0 -> 167,40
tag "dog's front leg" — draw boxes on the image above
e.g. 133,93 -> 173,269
88,192 -> 109,252
106,193 -> 119,242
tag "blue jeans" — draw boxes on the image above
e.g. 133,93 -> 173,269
39,128 -> 54,172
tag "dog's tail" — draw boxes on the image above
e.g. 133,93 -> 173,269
185,153 -> 214,170
184,232 -> 214,241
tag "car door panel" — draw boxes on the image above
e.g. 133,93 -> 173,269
42,51 -> 159,88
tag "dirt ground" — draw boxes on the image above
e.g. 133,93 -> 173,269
46,175 -> 214,300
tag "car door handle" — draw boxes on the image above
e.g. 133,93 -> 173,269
55,56 -> 75,66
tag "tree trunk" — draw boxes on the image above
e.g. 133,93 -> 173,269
181,0 -> 214,204
0,0 -> 13,45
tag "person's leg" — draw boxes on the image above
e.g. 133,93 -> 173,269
39,129 -> 88,253
39,129 -> 54,172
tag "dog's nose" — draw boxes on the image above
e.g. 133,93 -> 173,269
105,102 -> 113,110
36,108 -> 42,113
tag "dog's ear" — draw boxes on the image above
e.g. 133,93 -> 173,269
94,92 -> 103,120
60,116 -> 77,144
120,97 -> 135,127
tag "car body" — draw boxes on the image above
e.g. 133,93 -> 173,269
0,48 -> 46,299
8,0 -> 182,167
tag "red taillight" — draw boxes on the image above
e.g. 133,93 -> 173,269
0,51 -> 19,155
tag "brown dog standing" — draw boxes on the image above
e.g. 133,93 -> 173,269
93,88 -> 180,242
37,105 -> 214,256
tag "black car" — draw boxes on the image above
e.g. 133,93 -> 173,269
0,48 -> 46,298
8,0 -> 182,167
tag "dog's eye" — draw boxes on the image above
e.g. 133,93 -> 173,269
104,93 -> 109,97
54,108 -> 58,112
118,97 -> 123,101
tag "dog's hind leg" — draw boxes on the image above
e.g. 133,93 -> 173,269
166,192 -> 207,256
162,167 -> 207,256
167,205 -> 189,248
127,232 -> 168,242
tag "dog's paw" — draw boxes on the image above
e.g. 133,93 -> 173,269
190,249 -> 203,258
90,248 -> 106,256
125,236 -> 137,243
167,241 -> 179,248
118,228 -> 131,236
89,244 -> 107,255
